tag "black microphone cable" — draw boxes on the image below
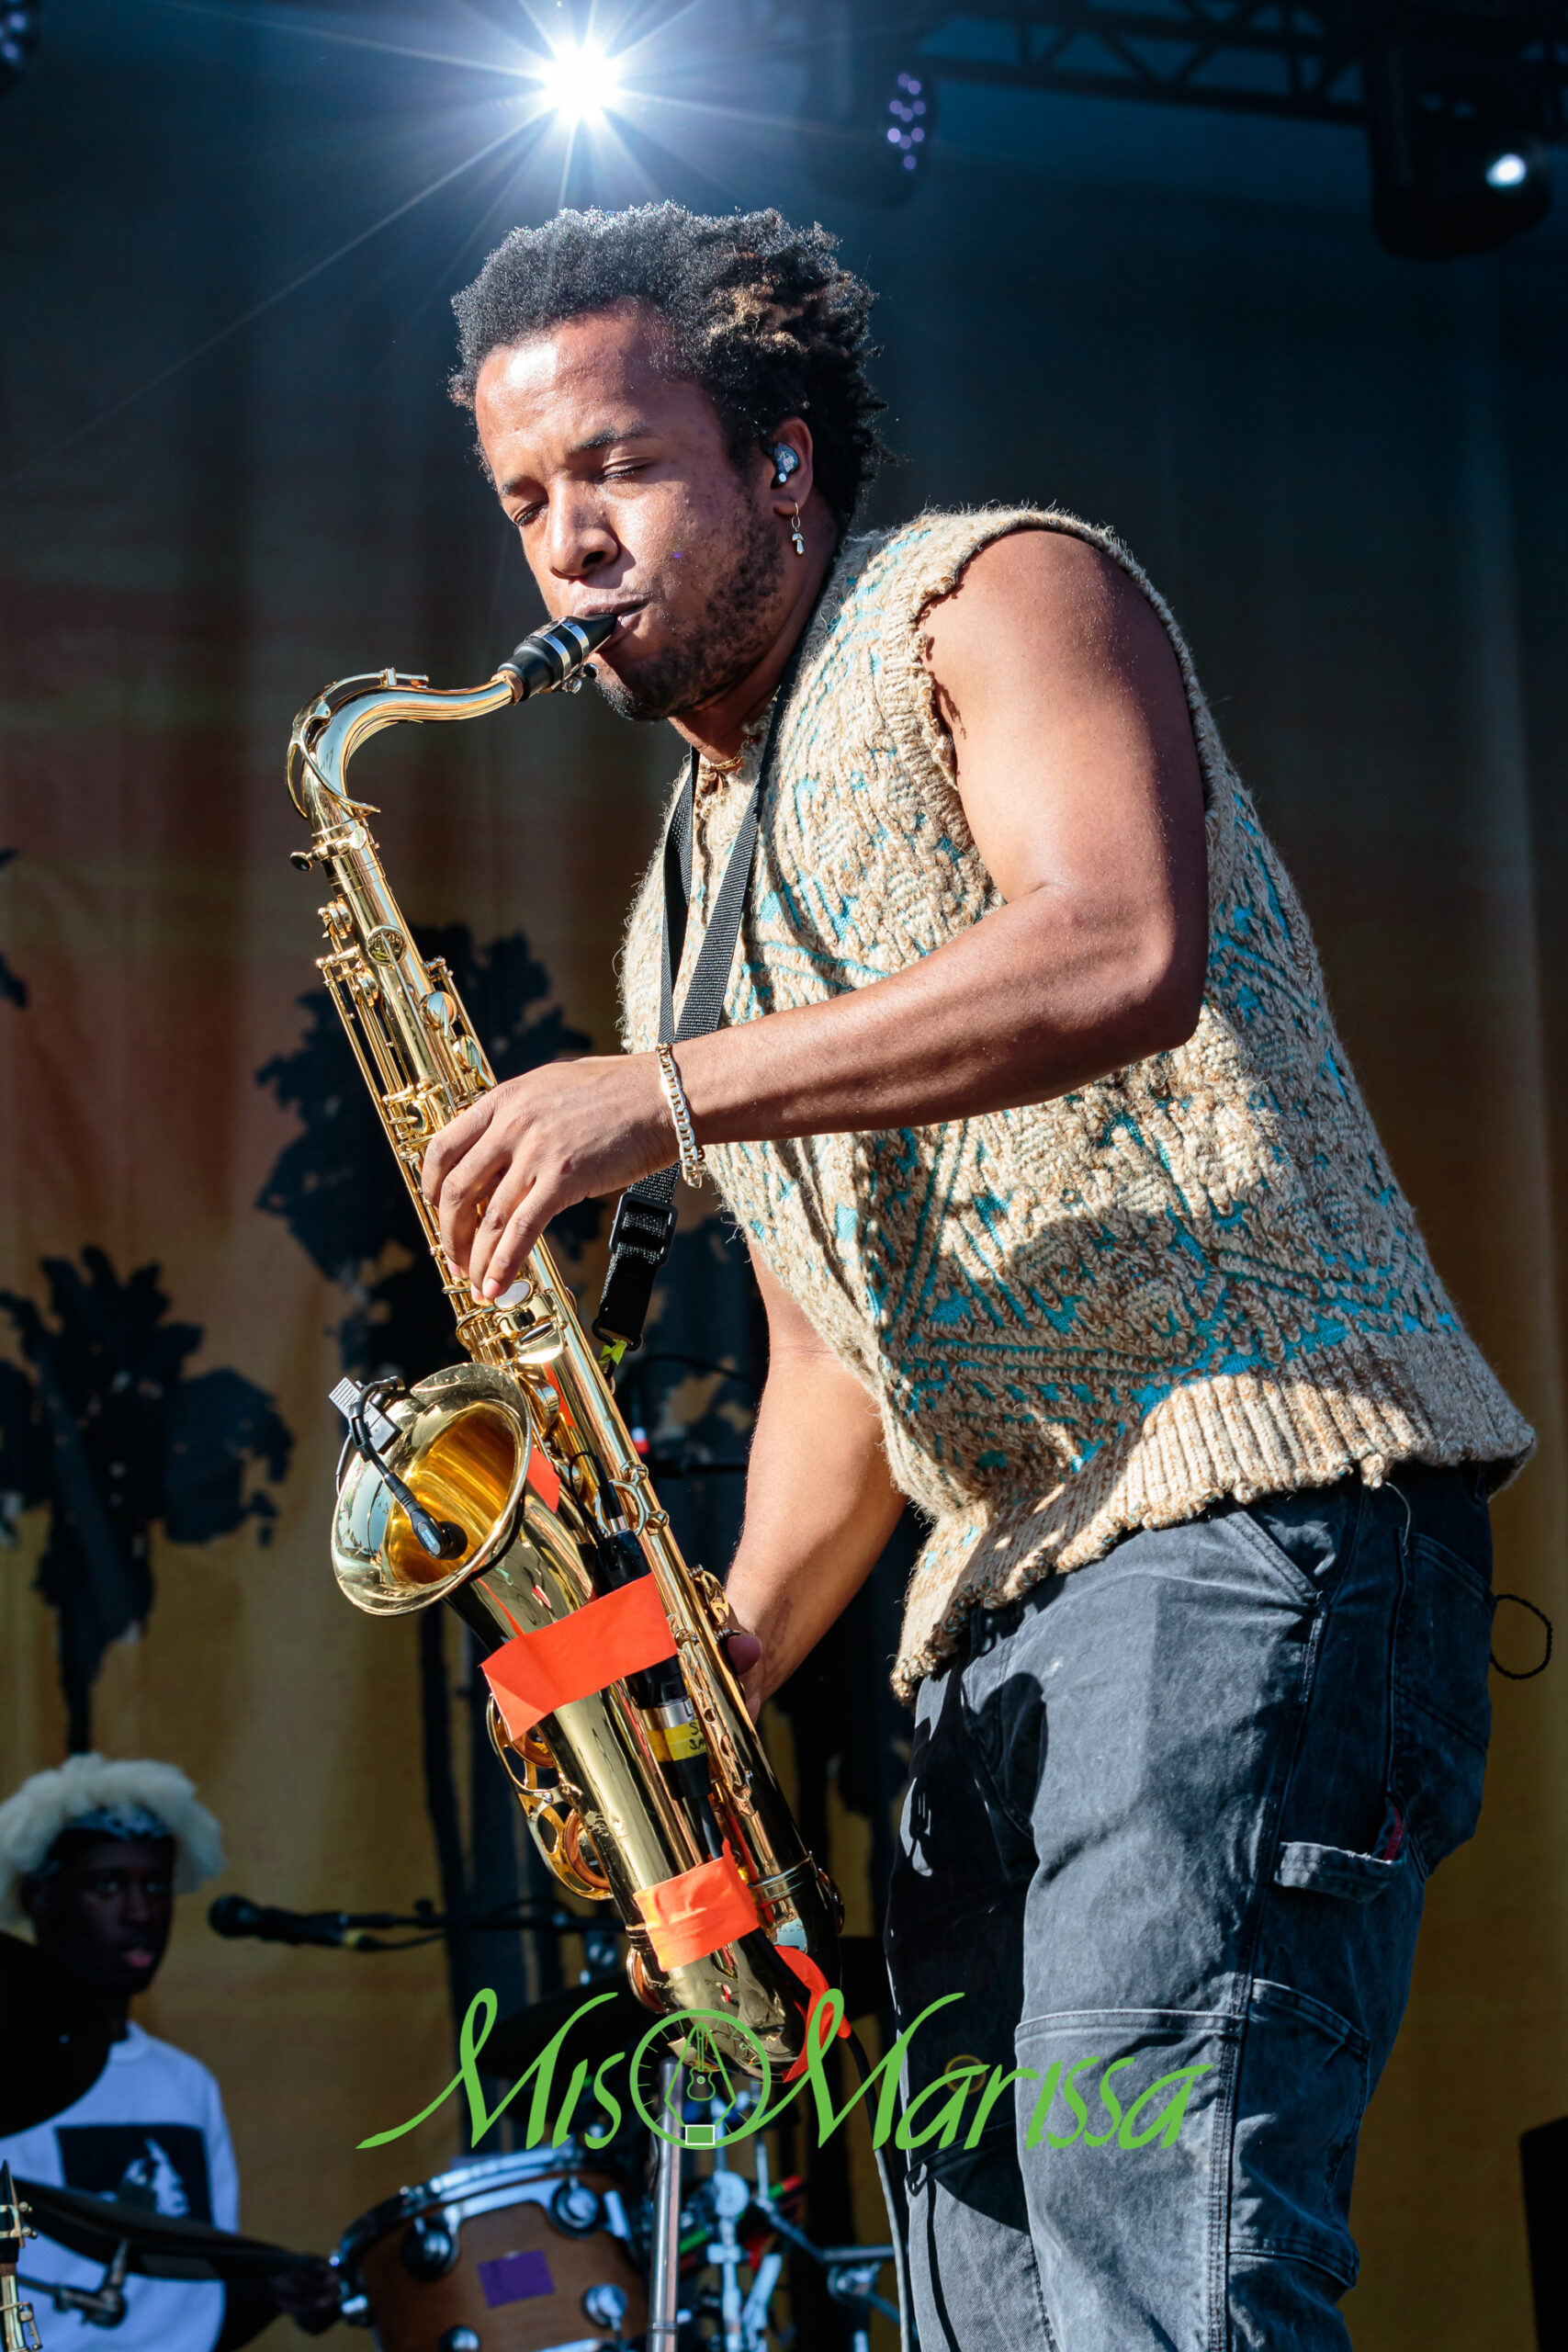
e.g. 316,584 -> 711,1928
845,2024 -> 915,2352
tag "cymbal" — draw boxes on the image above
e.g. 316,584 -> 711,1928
484,1976 -> 647,2084
0,1932 -> 113,2135
17,2179 -> 319,2280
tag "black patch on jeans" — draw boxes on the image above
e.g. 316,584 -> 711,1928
54,2124 -> 213,2222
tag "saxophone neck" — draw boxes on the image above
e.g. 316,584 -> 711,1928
288,670 -> 519,832
286,617 -> 618,833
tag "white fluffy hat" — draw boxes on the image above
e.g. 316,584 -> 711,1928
0,1755 -> 226,1929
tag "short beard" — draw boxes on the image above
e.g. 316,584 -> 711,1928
593,499 -> 789,725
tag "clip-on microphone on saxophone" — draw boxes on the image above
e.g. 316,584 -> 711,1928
339,1384 -> 466,1561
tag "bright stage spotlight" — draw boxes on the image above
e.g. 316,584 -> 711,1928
536,40 -> 622,125
1,0 -> 40,97
1362,31 -> 1556,258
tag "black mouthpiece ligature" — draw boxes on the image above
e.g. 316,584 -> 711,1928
499,611 -> 619,702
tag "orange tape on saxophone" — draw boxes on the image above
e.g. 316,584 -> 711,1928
481,1573 -> 676,1742
633,1843 -> 760,1971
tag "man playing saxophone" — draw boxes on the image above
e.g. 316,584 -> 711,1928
418,203 -> 1529,2351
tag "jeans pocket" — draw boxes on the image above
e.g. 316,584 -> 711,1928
1272,1839 -> 1404,1904
1230,1977 -> 1369,2290
1009,2009 -> 1235,2341
1393,1532 -> 1494,1875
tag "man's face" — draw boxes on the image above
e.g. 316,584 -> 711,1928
474,303 -> 797,723
25,1838 -> 175,2000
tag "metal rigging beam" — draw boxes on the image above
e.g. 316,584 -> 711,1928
921,2 -> 1368,122
779,2 -> 1568,127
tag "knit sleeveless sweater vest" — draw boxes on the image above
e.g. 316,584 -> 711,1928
620,507 -> 1532,1699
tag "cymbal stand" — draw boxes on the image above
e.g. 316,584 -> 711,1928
705,2159 -> 750,2352
647,2058 -> 684,2352
0,2166 -> 41,2352
17,2241 -> 129,2327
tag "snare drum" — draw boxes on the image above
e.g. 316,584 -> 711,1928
336,2144 -> 647,2352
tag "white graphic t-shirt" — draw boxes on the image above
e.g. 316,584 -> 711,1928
0,2021 -> 238,2352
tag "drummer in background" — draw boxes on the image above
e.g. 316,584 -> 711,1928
0,1755 -> 339,2346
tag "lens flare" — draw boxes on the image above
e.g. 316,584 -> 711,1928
536,40 -> 621,124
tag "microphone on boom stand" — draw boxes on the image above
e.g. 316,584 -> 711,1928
208,1896 -> 381,1951
206,1892 -> 593,1953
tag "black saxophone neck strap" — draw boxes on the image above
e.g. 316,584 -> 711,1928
593,621 -> 814,1354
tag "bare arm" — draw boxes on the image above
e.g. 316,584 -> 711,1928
724,1250 -> 905,1718
423,528 -> 1208,1296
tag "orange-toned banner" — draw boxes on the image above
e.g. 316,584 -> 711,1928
481,1573 -> 677,1741
633,1842 -> 759,1971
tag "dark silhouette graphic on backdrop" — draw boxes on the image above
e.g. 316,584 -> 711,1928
256,922 -> 599,1385
0,1250 -> 292,1750
0,849 -> 27,1009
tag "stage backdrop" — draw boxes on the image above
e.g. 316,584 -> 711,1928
2,5 -> 1565,2345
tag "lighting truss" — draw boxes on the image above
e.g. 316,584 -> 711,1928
772,2 -> 1568,129
924,1 -> 1370,122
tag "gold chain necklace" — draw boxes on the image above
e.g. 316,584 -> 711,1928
695,744 -> 747,797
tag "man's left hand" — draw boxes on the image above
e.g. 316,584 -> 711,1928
421,1053 -> 674,1301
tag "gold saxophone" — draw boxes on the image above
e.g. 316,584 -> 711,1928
287,617 -> 840,2075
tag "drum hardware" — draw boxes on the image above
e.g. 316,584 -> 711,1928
399,2214 -> 457,2283
547,2183 -> 604,2239
661,2122 -> 899,2352
703,2166 -> 750,2352
756,2202 -> 899,2329
335,2106 -> 908,2352
16,2238 -> 129,2327
336,2146 -> 645,2351
581,2282 -> 628,2332
434,2335 -> 610,2352
646,2060 -> 683,2352
827,2256 -> 896,2352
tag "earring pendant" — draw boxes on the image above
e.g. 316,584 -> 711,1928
789,503 -> 806,557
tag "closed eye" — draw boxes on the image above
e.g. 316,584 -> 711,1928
509,459 -> 646,532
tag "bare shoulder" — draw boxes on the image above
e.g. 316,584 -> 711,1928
921,526 -> 1156,673
919,523 -> 1190,759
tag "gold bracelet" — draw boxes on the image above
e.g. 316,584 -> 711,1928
654,1043 -> 705,1186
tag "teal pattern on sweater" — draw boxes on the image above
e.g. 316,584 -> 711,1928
620,506 -> 1531,1695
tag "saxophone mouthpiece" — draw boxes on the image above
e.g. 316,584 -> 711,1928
499,611 -> 619,702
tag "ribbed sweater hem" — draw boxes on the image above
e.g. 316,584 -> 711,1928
891,1327 -> 1534,1700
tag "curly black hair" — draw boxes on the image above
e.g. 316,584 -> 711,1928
450,203 -> 886,526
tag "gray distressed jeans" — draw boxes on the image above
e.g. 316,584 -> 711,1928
884,1464 -> 1495,2350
